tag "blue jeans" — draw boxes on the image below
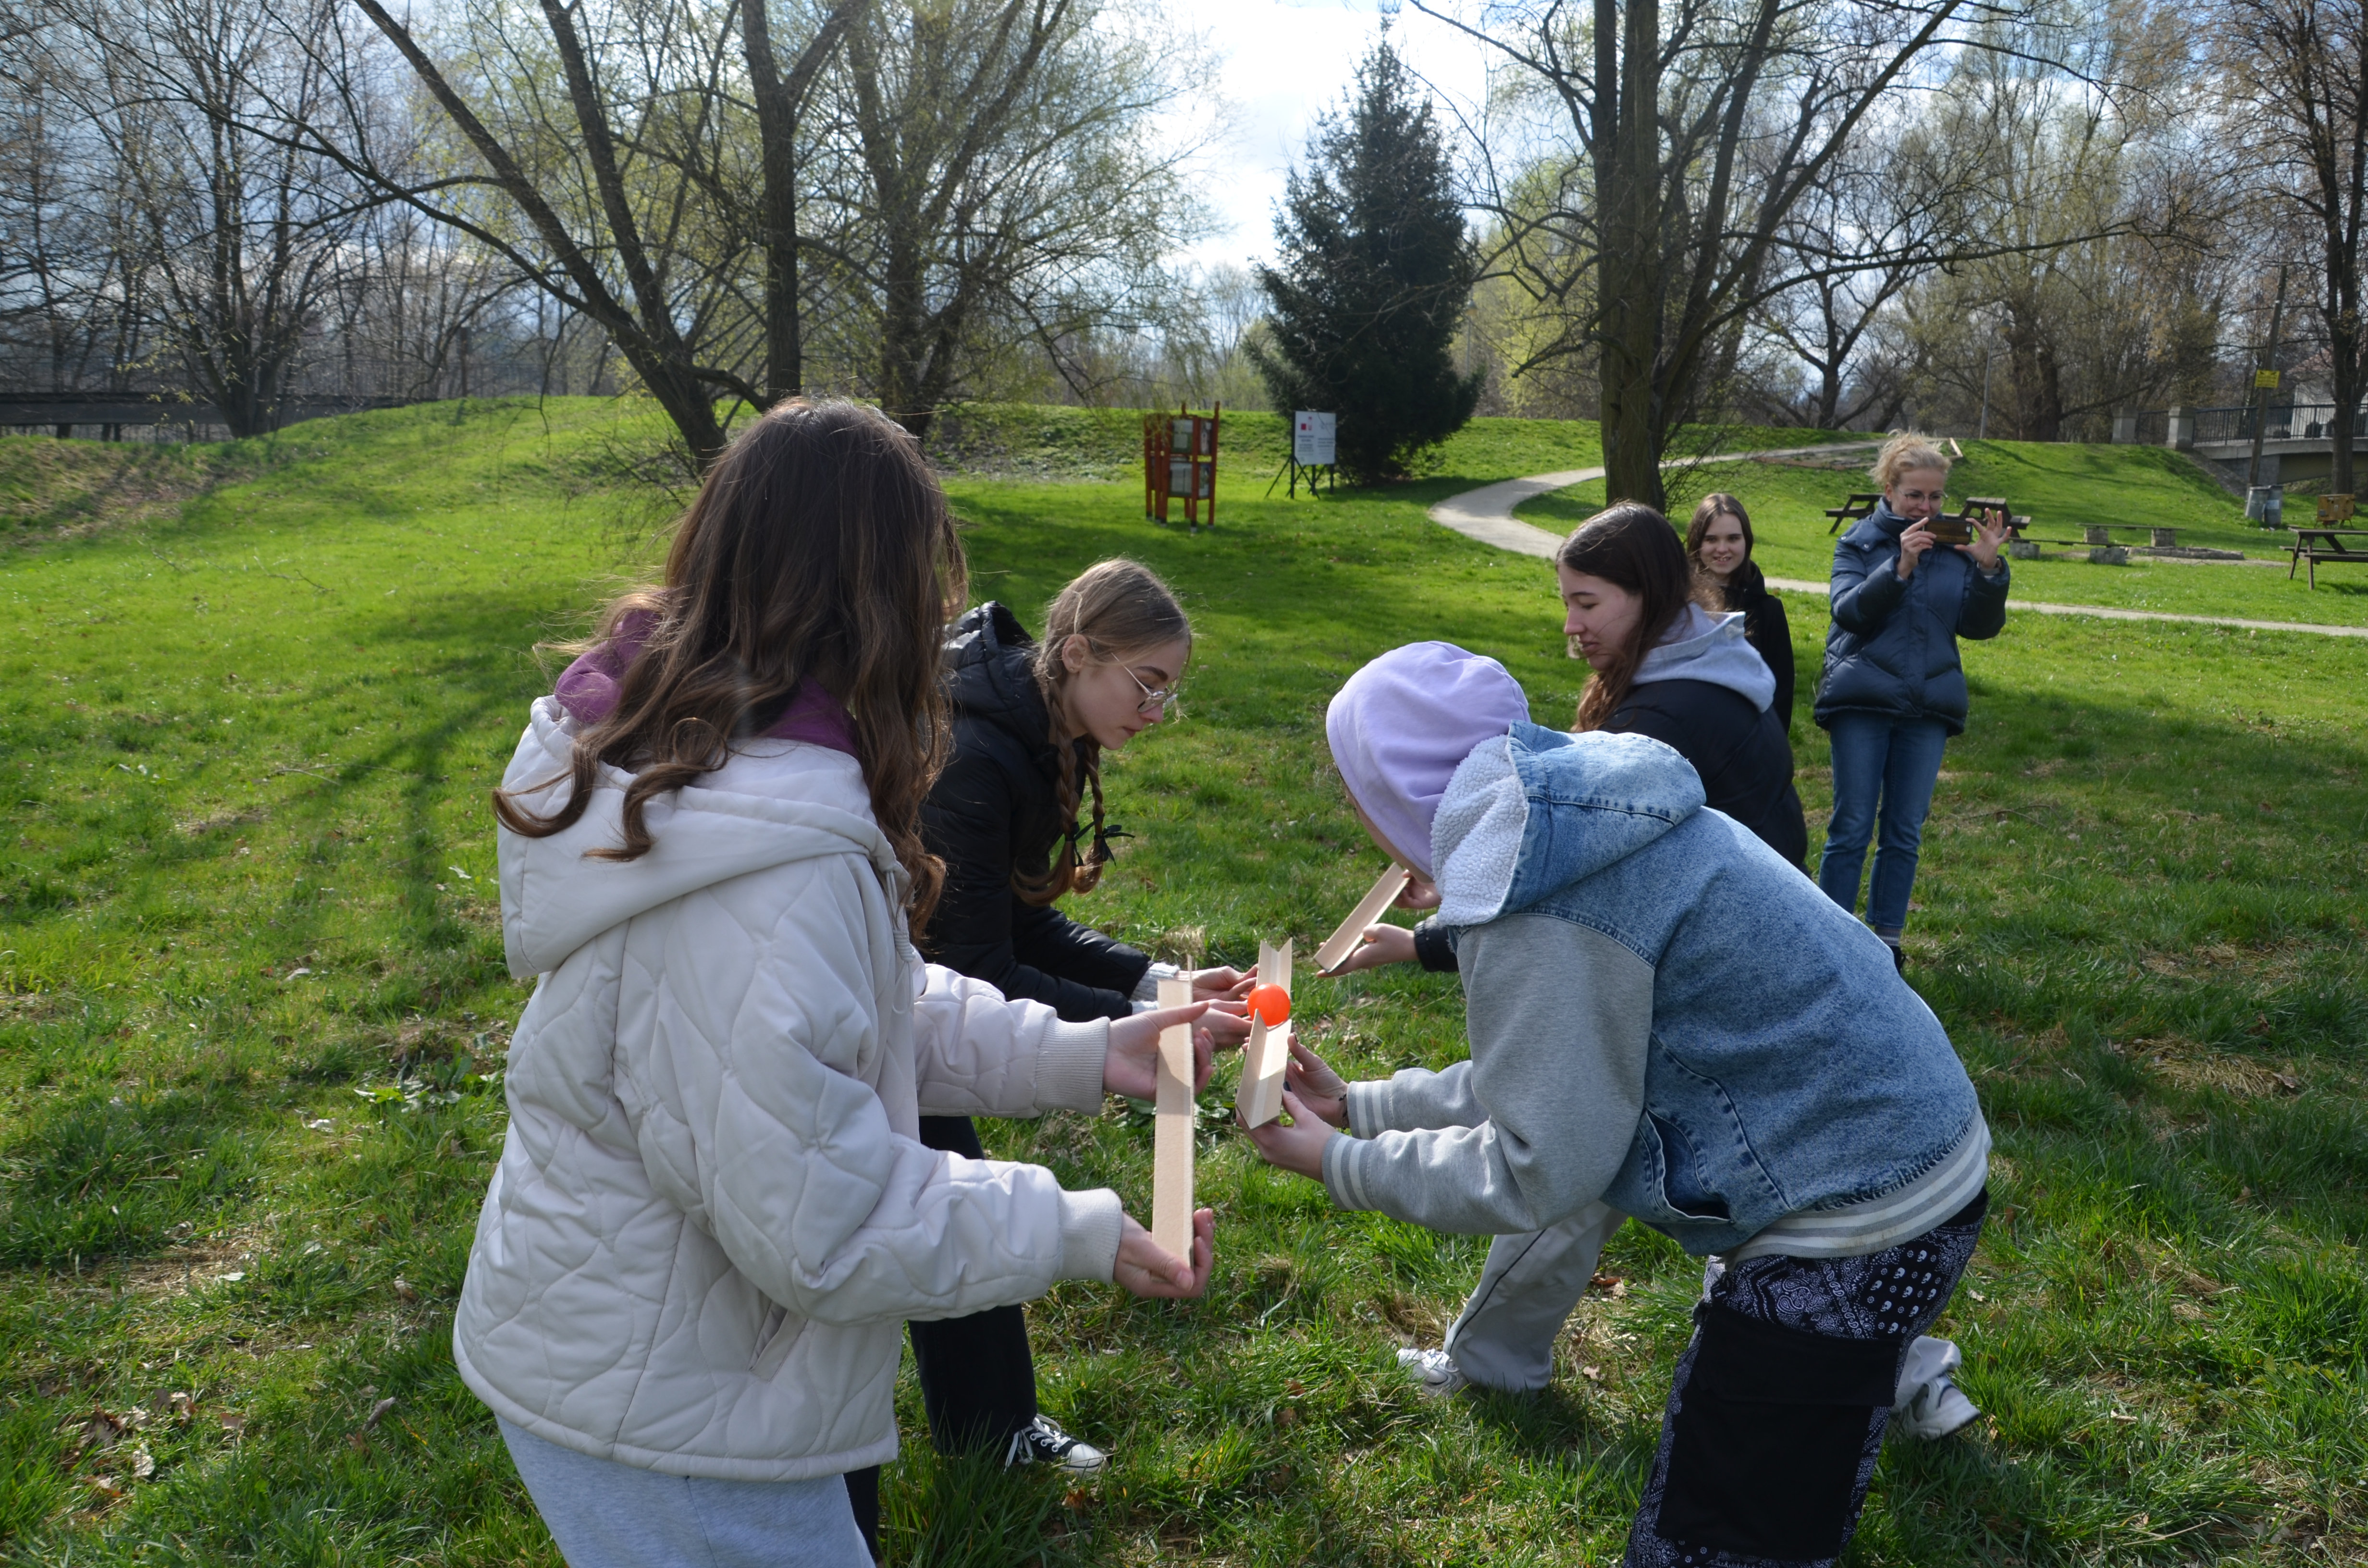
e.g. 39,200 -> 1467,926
1816,715 -> 1948,931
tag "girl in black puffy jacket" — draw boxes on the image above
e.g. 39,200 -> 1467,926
911,559 -> 1250,1478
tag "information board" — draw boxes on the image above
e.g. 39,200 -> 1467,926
1294,411 -> 1336,466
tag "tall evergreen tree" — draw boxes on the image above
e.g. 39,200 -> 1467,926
1250,41 -> 1482,484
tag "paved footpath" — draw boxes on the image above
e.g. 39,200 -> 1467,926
1429,449 -> 2368,642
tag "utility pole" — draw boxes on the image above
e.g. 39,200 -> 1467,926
2246,265 -> 2289,523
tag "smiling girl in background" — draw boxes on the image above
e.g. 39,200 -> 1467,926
1688,493 -> 1795,733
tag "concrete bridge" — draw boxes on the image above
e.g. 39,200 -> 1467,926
2117,402 -> 2363,492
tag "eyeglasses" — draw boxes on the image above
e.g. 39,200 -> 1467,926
1122,665 -> 1179,717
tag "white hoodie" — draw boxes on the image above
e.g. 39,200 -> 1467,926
454,698 -> 1124,1482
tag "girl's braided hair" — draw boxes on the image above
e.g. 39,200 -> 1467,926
1016,559 -> 1189,904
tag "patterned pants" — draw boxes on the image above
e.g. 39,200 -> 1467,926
1624,1192 -> 1987,1568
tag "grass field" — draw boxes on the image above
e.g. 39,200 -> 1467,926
3,399 -> 2367,1566
1518,439 -> 2368,626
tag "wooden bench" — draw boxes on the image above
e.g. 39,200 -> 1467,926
1825,493 -> 1881,533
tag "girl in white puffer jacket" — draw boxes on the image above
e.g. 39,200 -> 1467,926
457,401 -> 1220,1568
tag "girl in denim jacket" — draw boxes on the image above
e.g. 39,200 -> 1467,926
1252,642 -> 1989,1568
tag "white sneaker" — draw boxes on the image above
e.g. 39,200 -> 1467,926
1003,1415 -> 1108,1474
1891,1335 -> 1979,1440
1396,1347 -> 1468,1399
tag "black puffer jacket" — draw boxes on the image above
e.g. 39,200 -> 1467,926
919,603 -> 1151,1022
1718,561 -> 1795,733
1606,681 -> 1807,869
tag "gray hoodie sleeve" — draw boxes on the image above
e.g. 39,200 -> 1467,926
1322,913 -> 1653,1234
1344,1059 -> 1483,1137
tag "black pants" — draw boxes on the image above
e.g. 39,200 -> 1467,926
843,1117 -> 1042,1559
911,1115 -> 1041,1451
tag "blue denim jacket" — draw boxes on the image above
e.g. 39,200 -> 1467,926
1465,723 -> 1980,1254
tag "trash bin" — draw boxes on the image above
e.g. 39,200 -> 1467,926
2245,486 -> 2283,527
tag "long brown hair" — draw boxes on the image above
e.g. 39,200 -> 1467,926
1558,502 -> 1711,731
1017,560 -> 1189,904
1685,492 -> 1756,608
494,399 -> 968,929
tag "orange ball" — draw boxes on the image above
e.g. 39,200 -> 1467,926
1246,984 -> 1291,1028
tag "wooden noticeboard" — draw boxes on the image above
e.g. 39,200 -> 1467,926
1145,405 -> 1220,529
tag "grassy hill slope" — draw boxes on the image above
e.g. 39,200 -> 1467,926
2,400 -> 2366,1565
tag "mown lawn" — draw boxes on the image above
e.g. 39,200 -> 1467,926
2,399 -> 2365,1566
1522,439 -> 2368,627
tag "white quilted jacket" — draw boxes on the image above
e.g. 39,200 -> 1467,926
454,698 -> 1125,1482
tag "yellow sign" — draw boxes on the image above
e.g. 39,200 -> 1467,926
2255,368 -> 2281,389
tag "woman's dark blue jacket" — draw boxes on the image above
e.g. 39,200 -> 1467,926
1813,502 -> 2010,737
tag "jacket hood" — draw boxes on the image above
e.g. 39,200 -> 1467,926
1632,604 -> 1776,711
1433,722 -> 1705,927
944,602 -> 1053,748
498,697 -> 898,977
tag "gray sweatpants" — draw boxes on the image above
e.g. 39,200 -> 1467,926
1441,1207 -> 1967,1421
500,1418 -> 872,1568
1443,1201 -> 1631,1392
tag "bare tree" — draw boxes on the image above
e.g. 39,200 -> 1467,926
2219,0 -> 2365,493
1425,0 -> 2154,505
0,37 -> 149,410
290,0 -> 811,462
1740,112 -> 1954,429
8,0 -> 361,434
809,0 -> 1211,437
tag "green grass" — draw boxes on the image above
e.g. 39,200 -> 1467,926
921,400 -> 1848,488
3,399 -> 2366,1565
1520,440 -> 2368,627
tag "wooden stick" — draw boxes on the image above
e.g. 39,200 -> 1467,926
1236,939 -> 1294,1128
1151,976 -> 1195,1260
1314,864 -> 1413,975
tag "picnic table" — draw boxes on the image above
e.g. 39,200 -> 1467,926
2286,526 -> 2368,588
1824,493 -> 1881,533
1825,492 -> 2032,543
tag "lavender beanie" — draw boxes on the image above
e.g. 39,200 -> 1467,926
1325,642 -> 1530,878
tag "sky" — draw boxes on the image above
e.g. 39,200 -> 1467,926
1171,0 -> 1494,274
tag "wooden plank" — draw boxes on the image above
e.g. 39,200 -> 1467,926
1151,976 -> 1195,1261
1236,939 -> 1294,1128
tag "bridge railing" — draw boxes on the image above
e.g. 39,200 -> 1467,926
2186,403 -> 2366,445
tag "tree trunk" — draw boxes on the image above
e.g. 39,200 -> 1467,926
1596,0 -> 1665,508
745,0 -> 805,404
742,0 -> 858,405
